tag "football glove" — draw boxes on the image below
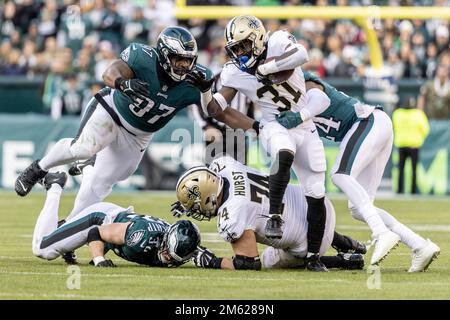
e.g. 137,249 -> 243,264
186,69 -> 214,93
255,68 -> 274,86
115,77 -> 150,104
171,200 -> 186,218
276,111 -> 303,129
192,246 -> 222,269
89,258 -> 116,268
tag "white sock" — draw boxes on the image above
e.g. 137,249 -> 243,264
39,138 -> 76,171
376,208 -> 427,250
332,173 -> 388,237
32,185 -> 62,251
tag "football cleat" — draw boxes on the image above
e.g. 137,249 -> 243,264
338,253 -> 365,270
306,253 -> 328,272
370,231 -> 401,265
15,160 -> 48,196
68,155 -> 96,176
265,214 -> 283,239
62,251 -> 78,265
408,239 -> 440,272
41,172 -> 67,190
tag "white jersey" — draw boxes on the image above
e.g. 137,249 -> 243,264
220,30 -> 309,123
209,156 -> 335,256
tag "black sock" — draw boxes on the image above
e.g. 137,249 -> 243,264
269,150 -> 294,215
332,231 -> 357,253
306,196 -> 326,254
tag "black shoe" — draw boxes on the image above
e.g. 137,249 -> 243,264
41,172 -> 67,190
15,160 -> 48,197
265,214 -> 283,239
306,254 -> 328,272
352,240 -> 367,254
337,253 -> 364,270
68,155 -> 96,176
62,251 -> 78,265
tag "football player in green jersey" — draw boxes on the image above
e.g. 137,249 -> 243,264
32,171 -> 201,268
276,72 -> 440,271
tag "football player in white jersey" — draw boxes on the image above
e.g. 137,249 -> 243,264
276,74 -> 440,271
172,156 -> 367,271
195,15 -> 330,271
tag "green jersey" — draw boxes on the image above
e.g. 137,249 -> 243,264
105,212 -> 173,267
113,43 -> 214,132
304,71 -> 377,142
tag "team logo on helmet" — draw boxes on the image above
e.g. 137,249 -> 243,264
187,185 -> 200,200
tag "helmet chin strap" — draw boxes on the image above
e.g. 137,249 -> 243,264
238,55 -> 250,72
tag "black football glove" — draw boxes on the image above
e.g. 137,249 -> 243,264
186,69 -> 214,92
171,200 -> 186,218
115,77 -> 150,104
96,259 -> 116,268
192,246 -> 222,269
90,259 -> 116,267
255,68 -> 274,86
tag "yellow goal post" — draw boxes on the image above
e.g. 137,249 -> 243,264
175,1 -> 450,70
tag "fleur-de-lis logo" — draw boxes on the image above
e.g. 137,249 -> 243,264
247,18 -> 259,29
187,186 -> 200,200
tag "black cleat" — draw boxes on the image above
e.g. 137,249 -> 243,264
306,254 -> 328,272
265,214 -> 283,239
68,155 -> 96,176
15,160 -> 48,197
62,251 -> 78,265
338,253 -> 365,270
352,240 -> 367,255
41,172 -> 67,190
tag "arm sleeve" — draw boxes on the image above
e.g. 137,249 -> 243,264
299,88 -> 331,121
260,31 -> 309,75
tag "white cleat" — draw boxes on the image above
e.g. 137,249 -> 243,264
370,231 -> 401,265
408,239 -> 440,273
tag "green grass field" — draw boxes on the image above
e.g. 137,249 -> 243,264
0,191 -> 449,300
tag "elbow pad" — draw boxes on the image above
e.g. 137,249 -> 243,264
232,255 -> 262,270
87,227 -> 103,243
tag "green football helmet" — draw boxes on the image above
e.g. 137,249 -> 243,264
156,26 -> 198,81
159,220 -> 201,265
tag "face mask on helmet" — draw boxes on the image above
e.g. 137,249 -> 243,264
176,167 -> 224,221
157,27 -> 198,82
224,15 -> 267,72
158,221 -> 200,265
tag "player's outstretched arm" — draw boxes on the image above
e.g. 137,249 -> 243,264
87,223 -> 130,267
205,86 -> 258,132
277,80 -> 330,129
193,230 -> 261,270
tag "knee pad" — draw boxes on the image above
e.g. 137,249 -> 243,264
304,180 -> 326,198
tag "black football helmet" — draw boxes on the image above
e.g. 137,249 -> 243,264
156,26 -> 198,81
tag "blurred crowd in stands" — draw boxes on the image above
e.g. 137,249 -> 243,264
0,0 -> 449,119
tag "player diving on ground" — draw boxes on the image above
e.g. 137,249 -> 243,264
172,156 -> 366,271
32,172 -> 201,268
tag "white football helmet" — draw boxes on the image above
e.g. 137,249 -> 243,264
224,15 -> 267,71
175,167 -> 224,221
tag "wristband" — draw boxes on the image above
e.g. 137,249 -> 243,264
114,77 -> 124,89
93,256 -> 105,266
213,92 -> 229,111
